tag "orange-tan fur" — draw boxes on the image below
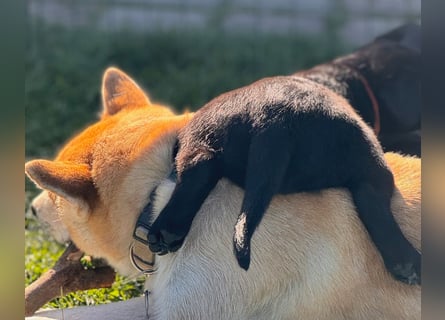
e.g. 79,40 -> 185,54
25,68 -> 420,320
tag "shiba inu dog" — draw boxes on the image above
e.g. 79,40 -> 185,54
147,75 -> 420,284
26,68 -> 420,319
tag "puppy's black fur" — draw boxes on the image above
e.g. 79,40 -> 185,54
300,23 -> 421,156
148,76 -> 421,285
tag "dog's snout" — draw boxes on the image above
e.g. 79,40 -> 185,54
30,205 -> 37,217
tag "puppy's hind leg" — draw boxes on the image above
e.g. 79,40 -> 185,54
234,132 -> 292,271
350,168 -> 421,285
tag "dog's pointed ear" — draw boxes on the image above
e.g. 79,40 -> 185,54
101,67 -> 151,118
25,160 -> 97,206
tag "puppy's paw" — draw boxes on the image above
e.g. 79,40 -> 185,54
390,261 -> 421,285
386,250 -> 421,285
148,221 -> 186,254
147,232 -> 169,255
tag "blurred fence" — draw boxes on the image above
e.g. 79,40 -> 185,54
28,0 -> 420,45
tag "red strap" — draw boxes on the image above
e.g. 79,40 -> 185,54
352,71 -> 381,135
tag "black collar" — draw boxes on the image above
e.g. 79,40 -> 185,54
130,143 -> 178,274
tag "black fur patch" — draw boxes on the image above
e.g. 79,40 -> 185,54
148,75 -> 421,285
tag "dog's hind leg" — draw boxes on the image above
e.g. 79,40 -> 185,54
148,158 -> 220,254
234,131 -> 292,271
350,168 -> 421,285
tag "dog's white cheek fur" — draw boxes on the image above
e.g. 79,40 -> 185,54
30,191 -> 70,244
151,180 -> 176,223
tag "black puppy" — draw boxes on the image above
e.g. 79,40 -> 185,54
148,76 -> 421,285
299,23 -> 421,156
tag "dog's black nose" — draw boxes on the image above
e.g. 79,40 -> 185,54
30,205 -> 37,217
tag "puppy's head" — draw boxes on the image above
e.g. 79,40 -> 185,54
337,24 -> 421,133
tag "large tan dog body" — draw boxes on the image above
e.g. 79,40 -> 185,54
26,68 -> 420,319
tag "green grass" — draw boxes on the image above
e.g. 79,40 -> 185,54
25,21 -> 351,308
